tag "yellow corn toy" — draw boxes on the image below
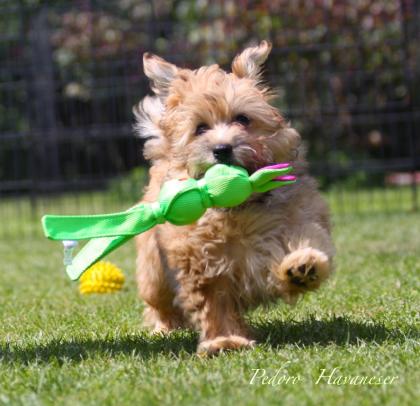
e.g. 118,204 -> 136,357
79,261 -> 124,294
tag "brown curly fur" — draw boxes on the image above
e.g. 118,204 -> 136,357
134,41 -> 335,355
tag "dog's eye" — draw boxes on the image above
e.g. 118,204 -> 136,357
195,123 -> 209,136
234,114 -> 251,127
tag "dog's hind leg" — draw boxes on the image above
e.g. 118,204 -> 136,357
272,222 -> 335,303
136,230 -> 186,333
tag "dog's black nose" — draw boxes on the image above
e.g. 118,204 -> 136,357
213,144 -> 233,163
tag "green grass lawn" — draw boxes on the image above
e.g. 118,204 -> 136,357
0,192 -> 419,405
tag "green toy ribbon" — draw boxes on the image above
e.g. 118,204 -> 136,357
42,163 -> 296,280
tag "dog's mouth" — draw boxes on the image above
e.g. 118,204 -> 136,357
192,160 -> 274,180
190,159 -> 282,211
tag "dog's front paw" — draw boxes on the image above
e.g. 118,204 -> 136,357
275,248 -> 331,295
197,335 -> 256,356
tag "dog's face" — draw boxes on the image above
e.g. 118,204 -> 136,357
134,41 -> 300,178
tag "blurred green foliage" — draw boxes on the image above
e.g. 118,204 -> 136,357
2,1 -> 417,131
108,166 -> 149,202
0,0 -> 419,190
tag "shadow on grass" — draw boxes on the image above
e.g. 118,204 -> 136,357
252,315 -> 419,348
1,316 -> 417,365
0,331 -> 198,365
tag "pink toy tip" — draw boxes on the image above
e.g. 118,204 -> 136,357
262,163 -> 291,170
274,175 -> 296,182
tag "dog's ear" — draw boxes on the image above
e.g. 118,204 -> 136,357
143,52 -> 178,97
231,40 -> 272,80
133,95 -> 169,162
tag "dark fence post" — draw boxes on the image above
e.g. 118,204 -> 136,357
28,5 -> 60,195
400,0 -> 419,212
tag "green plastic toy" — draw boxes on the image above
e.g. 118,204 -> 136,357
42,163 -> 295,280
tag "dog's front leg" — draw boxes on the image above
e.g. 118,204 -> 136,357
271,222 -> 335,303
178,275 -> 255,355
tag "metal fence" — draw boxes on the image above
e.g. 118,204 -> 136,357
0,0 -> 419,238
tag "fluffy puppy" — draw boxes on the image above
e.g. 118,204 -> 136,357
134,41 -> 335,354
